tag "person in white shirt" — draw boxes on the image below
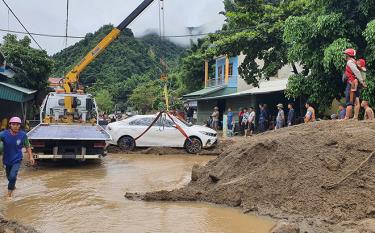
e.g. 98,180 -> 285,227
247,107 -> 256,137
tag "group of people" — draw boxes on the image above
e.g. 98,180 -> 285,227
205,98 -> 321,136
206,47 -> 375,136
219,102 -> 304,137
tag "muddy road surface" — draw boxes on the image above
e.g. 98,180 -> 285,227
0,154 -> 274,233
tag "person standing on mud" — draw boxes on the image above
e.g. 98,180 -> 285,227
0,117 -> 35,197
275,104 -> 285,129
227,108 -> 234,137
287,103 -> 296,126
258,104 -> 267,132
241,108 -> 250,137
343,49 -> 366,120
238,108 -> 245,135
247,107 -> 256,136
304,102 -> 316,123
361,101 -> 374,120
184,104 -> 194,123
211,107 -> 220,130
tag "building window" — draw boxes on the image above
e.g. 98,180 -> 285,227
229,63 -> 233,76
218,66 -> 224,85
218,66 -> 223,79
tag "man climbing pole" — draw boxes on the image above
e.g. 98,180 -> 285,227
343,48 -> 366,120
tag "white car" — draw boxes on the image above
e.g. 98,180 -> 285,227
106,114 -> 218,153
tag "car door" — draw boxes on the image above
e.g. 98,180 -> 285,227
153,117 -> 186,147
127,117 -> 155,147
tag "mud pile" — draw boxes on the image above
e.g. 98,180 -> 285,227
126,120 -> 375,232
0,215 -> 37,233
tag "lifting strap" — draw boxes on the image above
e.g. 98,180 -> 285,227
133,111 -> 192,143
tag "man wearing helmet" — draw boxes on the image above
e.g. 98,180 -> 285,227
0,116 -> 35,197
343,48 -> 366,120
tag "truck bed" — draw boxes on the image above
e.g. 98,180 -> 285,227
27,124 -> 111,141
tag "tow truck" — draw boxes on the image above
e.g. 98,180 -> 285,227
28,0 -> 156,160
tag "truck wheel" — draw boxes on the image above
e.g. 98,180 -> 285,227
185,137 -> 202,154
118,136 -> 135,151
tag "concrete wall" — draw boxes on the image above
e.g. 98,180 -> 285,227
235,55 -> 302,92
197,99 -> 217,124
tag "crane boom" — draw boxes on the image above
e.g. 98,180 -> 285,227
64,0 -> 155,93
62,0 -> 155,112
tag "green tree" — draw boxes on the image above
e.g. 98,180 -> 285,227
176,38 -> 215,94
362,19 -> 375,106
0,34 -> 53,91
283,0 -> 375,109
129,81 -> 163,114
205,0 -> 309,86
94,89 -> 114,113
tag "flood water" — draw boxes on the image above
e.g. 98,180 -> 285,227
0,154 -> 275,233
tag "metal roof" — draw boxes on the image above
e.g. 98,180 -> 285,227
0,82 -> 37,102
194,78 -> 288,101
0,67 -> 16,78
182,85 -> 225,98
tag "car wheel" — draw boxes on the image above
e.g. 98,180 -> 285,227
118,136 -> 136,151
185,137 -> 202,154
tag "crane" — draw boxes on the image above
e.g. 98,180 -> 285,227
27,0 -> 157,162
63,0 -> 156,113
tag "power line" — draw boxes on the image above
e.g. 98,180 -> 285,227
0,28 -> 85,39
0,26 -> 257,40
0,27 -> 210,39
1,0 -> 43,50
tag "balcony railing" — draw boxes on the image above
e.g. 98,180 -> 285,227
206,75 -> 238,88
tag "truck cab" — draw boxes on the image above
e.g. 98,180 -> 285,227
41,92 -> 97,124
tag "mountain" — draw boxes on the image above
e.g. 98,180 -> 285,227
51,25 -> 185,86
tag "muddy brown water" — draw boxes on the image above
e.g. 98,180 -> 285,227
0,154 -> 275,233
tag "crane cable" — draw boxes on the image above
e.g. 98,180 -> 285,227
158,0 -> 170,112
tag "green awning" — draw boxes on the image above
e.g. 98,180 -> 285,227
183,86 -> 225,98
0,82 -> 37,102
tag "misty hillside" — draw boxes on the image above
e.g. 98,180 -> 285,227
51,24 -> 185,85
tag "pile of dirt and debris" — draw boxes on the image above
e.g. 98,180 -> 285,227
126,120 -> 375,232
0,215 -> 37,233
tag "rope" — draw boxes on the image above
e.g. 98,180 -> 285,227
322,151 -> 375,190
134,111 -> 163,141
133,111 -> 191,143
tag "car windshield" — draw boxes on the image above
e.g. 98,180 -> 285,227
173,116 -> 192,127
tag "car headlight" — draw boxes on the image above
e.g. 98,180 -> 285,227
199,131 -> 217,137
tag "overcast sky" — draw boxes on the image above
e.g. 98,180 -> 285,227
0,0 -> 225,55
